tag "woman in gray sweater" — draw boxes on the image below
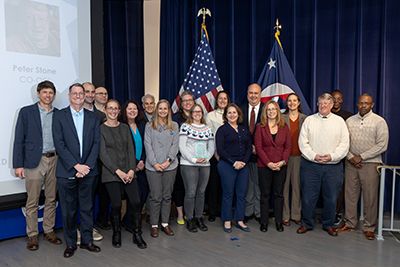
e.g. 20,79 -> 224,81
144,99 -> 179,238
100,100 -> 146,249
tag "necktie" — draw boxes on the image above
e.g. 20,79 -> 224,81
250,106 -> 255,135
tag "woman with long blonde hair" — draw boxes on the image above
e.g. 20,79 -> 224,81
144,99 -> 179,238
254,100 -> 291,232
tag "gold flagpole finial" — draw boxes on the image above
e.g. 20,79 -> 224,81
197,8 -> 211,40
274,18 -> 283,48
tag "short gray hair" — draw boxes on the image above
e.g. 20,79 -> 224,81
318,93 -> 333,103
141,94 -> 155,103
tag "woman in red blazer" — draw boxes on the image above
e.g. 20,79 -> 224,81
254,100 -> 291,233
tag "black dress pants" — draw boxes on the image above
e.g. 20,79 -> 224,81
258,166 -> 287,225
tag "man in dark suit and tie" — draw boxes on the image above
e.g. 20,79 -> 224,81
241,83 -> 263,223
13,80 -> 62,251
53,83 -> 101,258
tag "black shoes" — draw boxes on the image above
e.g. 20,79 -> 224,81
63,246 -> 76,258
235,223 -> 251,232
111,216 -> 121,248
260,224 -> 268,232
276,223 -> 284,232
80,243 -> 101,252
186,218 -> 198,233
133,230 -> 147,249
196,218 -> 208,231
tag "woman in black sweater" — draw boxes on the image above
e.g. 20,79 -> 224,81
100,99 -> 146,249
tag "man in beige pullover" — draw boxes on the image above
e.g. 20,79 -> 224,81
339,94 -> 389,240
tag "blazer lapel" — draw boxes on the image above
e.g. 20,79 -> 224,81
65,108 -> 79,141
32,105 -> 43,135
265,125 -> 277,147
82,110 -> 91,155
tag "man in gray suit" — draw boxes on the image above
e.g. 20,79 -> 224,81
241,83 -> 263,223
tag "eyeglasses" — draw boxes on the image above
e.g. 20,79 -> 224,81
70,92 -> 84,97
96,92 -> 108,96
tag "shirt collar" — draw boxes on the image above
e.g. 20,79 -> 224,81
216,108 -> 224,114
37,102 -> 54,113
248,102 -> 260,111
70,106 -> 84,116
317,112 -> 332,119
357,110 -> 373,119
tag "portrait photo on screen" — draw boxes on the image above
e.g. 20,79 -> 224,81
5,0 -> 60,57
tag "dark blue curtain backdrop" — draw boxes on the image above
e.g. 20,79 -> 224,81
104,0 -> 144,103
160,0 -> 400,211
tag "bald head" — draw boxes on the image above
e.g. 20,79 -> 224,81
247,83 -> 261,106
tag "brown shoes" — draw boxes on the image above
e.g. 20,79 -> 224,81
323,227 -> 338,237
296,226 -> 309,234
364,231 -> 375,240
27,235 -> 39,251
44,231 -> 63,245
161,225 -> 174,236
150,227 -> 159,238
338,225 -> 355,233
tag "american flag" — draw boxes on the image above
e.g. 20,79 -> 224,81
172,30 -> 223,114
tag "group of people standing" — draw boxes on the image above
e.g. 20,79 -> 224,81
13,80 -> 389,258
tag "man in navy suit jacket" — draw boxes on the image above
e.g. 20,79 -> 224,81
53,83 -> 101,258
13,80 -> 62,251
240,83 -> 264,223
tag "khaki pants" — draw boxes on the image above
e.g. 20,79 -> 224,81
283,156 -> 301,221
344,161 -> 379,232
24,155 -> 57,237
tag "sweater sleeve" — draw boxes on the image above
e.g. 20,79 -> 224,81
99,127 -> 119,174
216,125 -> 234,165
359,119 -> 389,160
144,123 -> 157,166
178,124 -> 195,163
167,122 -> 179,162
206,131 -> 215,162
330,119 -> 350,162
298,117 -> 317,161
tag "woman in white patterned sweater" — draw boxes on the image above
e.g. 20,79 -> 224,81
179,104 -> 215,233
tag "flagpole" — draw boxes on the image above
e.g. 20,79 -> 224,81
274,18 -> 282,48
197,8 -> 211,41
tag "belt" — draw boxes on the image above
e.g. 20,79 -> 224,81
42,152 -> 56,158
